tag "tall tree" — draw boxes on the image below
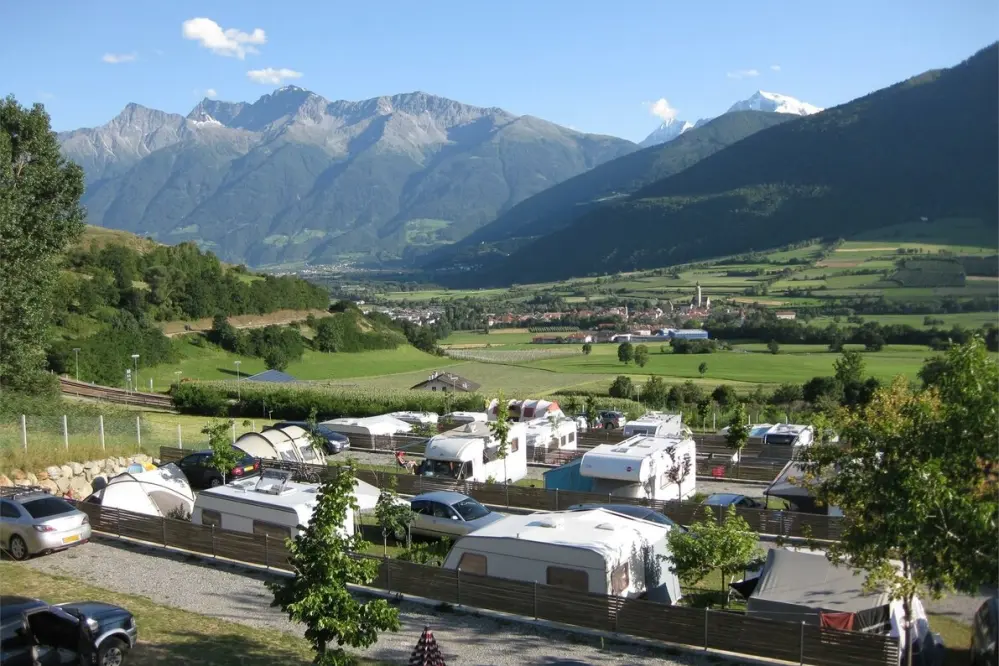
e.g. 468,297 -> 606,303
374,476 -> 414,555
833,350 -> 866,386
488,393 -> 512,483
725,403 -> 750,469
268,463 -> 400,665
634,344 -> 649,368
617,341 -> 634,365
0,96 -> 85,391
202,419 -> 242,485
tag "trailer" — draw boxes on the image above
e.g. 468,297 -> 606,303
320,415 -> 413,438
442,411 -> 489,426
622,412 -> 684,438
419,421 -> 528,484
388,411 -> 439,427
235,425 -> 327,465
443,508 -> 682,602
523,415 -> 578,461
487,398 -> 563,422
544,435 -> 696,502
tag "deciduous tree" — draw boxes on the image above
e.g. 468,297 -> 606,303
488,393 -> 512,483
617,341 -> 634,365
375,476 -> 414,555
581,342 -> 592,355
202,419 -> 242,485
634,344 -> 649,368
697,361 -> 708,377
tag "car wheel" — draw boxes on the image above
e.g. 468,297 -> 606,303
8,534 -> 29,561
98,637 -> 128,666
208,477 -> 223,488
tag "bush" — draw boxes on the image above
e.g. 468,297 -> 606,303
171,382 -> 229,416
608,376 -> 634,399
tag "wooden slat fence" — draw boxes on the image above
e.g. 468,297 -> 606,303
71,502 -> 896,666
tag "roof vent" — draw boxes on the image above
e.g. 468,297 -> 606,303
536,516 -> 564,529
462,423 -> 475,433
595,523 -> 616,531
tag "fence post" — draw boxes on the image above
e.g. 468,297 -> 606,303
115,508 -> 121,539
63,415 -> 69,451
704,607 -> 709,650
264,534 -> 270,569
178,424 -> 183,448
505,483 -> 510,507
533,581 -> 538,620
136,416 -> 142,450
211,525 -> 216,558
99,416 -> 106,451
386,560 -> 391,592
161,517 -> 167,547
456,570 -> 461,606
20,415 -> 27,452
554,488 -> 559,511
799,621 -> 805,665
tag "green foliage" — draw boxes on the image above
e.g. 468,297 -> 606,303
397,537 -> 453,567
711,385 -> 738,408
633,344 -> 649,368
833,350 -> 866,385
697,361 -> 708,377
209,319 -> 305,367
1,96 -> 85,391
172,382 -> 229,416
641,376 -> 669,409
766,339 -> 780,355
488,392 -> 512,466
374,477 -> 414,554
581,342 -> 592,356
267,463 -> 400,664
608,376 -> 634,399
617,341 -> 634,365
670,338 -> 717,354
664,506 -> 763,607
202,419 -> 241,484
312,311 -> 404,353
724,404 -> 750,453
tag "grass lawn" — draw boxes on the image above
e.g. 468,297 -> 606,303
927,613 -> 972,666
0,562 -> 384,665
345,361 -> 608,394
807,312 -> 998,329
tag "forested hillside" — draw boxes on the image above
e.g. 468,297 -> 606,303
479,45 -> 998,285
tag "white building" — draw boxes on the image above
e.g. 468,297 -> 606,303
443,508 -> 682,602
579,435 -> 697,501
421,421 -> 528,483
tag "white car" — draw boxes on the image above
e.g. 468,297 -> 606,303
410,491 -> 506,537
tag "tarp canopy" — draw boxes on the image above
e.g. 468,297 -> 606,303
86,463 -> 195,518
353,478 -> 384,512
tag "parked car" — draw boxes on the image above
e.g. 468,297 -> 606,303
268,421 -> 351,454
599,411 -> 626,429
410,491 -> 506,537
0,595 -> 137,666
701,493 -> 764,509
971,598 -> 998,666
0,488 -> 91,561
565,503 -> 687,531
175,449 -> 260,489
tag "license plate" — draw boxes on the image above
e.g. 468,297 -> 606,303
243,465 -> 255,472
62,535 -> 80,544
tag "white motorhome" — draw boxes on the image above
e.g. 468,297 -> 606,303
192,469 -> 354,539
320,415 -> 413,438
622,412 -> 684,438
524,416 -> 578,460
235,425 -> 327,465
442,411 -> 488,426
579,435 -> 696,501
443,509 -> 682,603
762,423 -> 814,448
388,411 -> 439,427
420,421 -> 528,483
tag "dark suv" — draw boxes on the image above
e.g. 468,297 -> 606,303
0,595 -> 137,665
269,422 -> 350,454
599,411 -> 626,429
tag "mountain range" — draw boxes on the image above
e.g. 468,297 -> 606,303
469,44 -> 999,286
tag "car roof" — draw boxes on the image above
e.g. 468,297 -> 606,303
0,596 -> 46,622
412,490 -> 472,505
703,493 -> 746,504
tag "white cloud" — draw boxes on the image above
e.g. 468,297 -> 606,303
205,88 -> 218,98
726,68 -> 760,79
182,17 -> 266,59
246,68 -> 303,85
770,64 -> 781,72
645,97 -> 679,123
102,52 -> 137,64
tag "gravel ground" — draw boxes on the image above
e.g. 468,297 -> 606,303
25,541 -> 738,666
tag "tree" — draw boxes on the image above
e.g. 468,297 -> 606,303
642,375 -> 669,409
767,339 -> 780,355
634,344 -> 649,368
724,404 -> 750,464
487,393 -> 512,483
268,463 -> 400,664
617,341 -> 634,365
770,383 -> 803,407
711,384 -> 738,409
264,347 -> 290,371
374,476 -> 414,555
581,342 -> 592,355
608,375 -> 633,399
833,350 -> 866,386
697,361 -> 708,377
202,419 -> 242,485
855,325 -> 885,352
583,394 -> 599,428
802,339 -> 998,664
664,506 -> 763,607
1,96 -> 86,391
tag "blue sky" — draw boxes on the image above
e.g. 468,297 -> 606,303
4,1 -> 996,142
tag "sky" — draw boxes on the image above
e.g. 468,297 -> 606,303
3,1 -> 997,143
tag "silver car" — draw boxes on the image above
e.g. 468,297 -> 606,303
0,488 -> 92,560
410,491 -> 506,537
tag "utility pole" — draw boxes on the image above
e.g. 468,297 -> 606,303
234,360 -> 242,402
72,348 -> 81,381
130,354 -> 140,392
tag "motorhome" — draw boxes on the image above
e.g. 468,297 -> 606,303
419,421 -> 528,484
388,411 -> 439,428
320,415 -> 413,439
524,415 -> 578,461
443,508 -> 682,602
622,412 -> 684,438
762,423 -> 814,447
84,464 -> 195,518
235,425 -> 327,466
487,398 -> 563,422
192,469 -> 354,539
441,411 -> 488,427
544,435 -> 696,501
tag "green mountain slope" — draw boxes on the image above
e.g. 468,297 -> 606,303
422,110 -> 792,268
477,45 -> 999,286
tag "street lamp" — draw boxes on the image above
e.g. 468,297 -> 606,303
174,371 -> 182,385
72,348 -> 81,382
130,354 -> 140,393
234,361 -> 242,401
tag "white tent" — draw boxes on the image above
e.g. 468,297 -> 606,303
85,463 -> 195,518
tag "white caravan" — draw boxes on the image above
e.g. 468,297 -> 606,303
320,415 -> 413,438
192,469 -> 354,539
235,426 -> 327,465
84,463 -> 195,518
524,416 -> 578,459
388,411 -> 439,427
487,398 -> 564,422
579,435 -> 696,501
622,412 -> 684,438
442,411 -> 489,426
762,423 -> 815,448
443,508 -> 682,603
420,421 -> 528,483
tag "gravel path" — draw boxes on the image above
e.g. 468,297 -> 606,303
25,541 -> 735,666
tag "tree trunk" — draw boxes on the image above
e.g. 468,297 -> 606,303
904,593 -> 914,666
720,572 -> 728,608
382,532 -> 387,557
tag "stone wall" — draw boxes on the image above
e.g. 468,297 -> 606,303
0,454 -> 157,500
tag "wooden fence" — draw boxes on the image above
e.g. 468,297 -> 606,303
72,502 -> 897,666
157,447 -> 842,541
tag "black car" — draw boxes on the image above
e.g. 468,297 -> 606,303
971,598 -> 999,666
175,449 -> 260,489
268,422 -> 350,454
566,503 -> 687,532
701,493 -> 765,509
0,595 -> 137,666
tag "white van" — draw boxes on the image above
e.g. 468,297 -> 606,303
420,421 -> 528,484
443,508 -> 682,602
191,469 -> 354,539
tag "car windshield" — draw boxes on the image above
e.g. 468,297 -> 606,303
23,497 -> 75,519
451,498 -> 489,521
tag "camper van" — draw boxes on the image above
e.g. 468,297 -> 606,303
419,421 -> 528,484
544,435 -> 696,501
622,412 -> 684,438
443,509 -> 682,602
192,469 -> 354,539
235,425 -> 327,466
320,415 -> 413,439
762,424 -> 814,448
387,411 -> 439,428
523,416 -> 578,460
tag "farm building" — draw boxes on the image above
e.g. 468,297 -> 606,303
411,371 -> 481,393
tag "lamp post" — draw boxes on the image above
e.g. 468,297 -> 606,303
72,348 -> 81,381
130,354 -> 140,393
174,371 -> 182,386
234,360 -> 241,402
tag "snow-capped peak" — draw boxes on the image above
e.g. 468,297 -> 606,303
727,91 -> 823,116
639,117 -> 695,148
188,111 -> 222,127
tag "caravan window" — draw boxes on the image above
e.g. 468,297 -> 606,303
568,432 -> 575,443
253,521 -> 292,539
201,509 -> 222,528
457,553 -> 487,576
611,563 -> 629,595
546,566 -> 589,593
509,437 -> 519,453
